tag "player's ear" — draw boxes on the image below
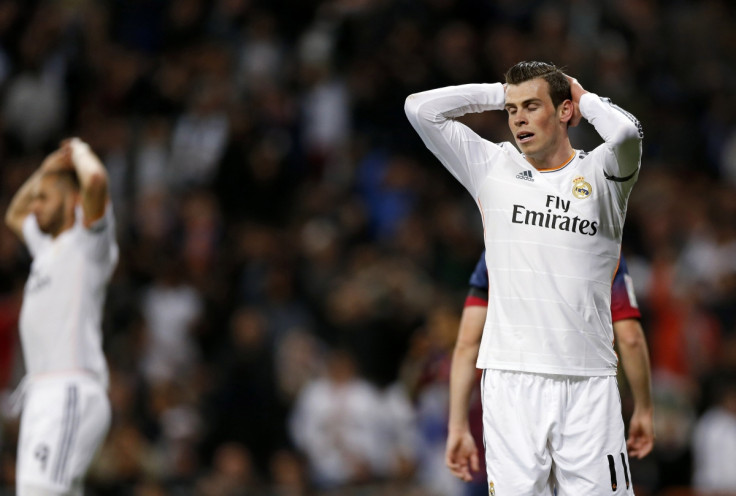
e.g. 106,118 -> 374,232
559,99 -> 574,124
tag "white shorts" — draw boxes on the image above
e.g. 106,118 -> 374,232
481,369 -> 634,496
17,374 -> 110,494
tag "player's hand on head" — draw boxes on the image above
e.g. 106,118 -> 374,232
564,75 -> 585,127
565,75 -> 586,100
40,148 -> 73,172
61,137 -> 92,159
446,430 -> 480,482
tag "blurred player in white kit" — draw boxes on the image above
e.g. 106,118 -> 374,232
5,138 -> 118,496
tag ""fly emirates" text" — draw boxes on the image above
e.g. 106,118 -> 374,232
511,195 -> 599,236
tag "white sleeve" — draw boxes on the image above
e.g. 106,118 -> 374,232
404,83 -> 506,197
21,215 -> 50,258
580,93 -> 643,182
82,203 -> 119,272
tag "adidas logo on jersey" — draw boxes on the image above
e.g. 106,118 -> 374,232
516,170 -> 534,181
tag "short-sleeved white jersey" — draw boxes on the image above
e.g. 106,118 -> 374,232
406,83 -> 642,376
19,205 -> 118,387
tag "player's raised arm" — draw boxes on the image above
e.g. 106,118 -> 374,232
65,138 -> 110,226
4,148 -> 72,241
571,76 -> 643,181
404,84 -> 506,195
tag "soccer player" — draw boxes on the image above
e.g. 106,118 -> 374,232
5,139 -> 118,496
446,251 -> 654,489
405,61 -> 644,493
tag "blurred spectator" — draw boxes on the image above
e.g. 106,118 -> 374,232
168,77 -> 231,190
378,382 -> 420,482
267,449 -> 310,496
206,305 -> 286,474
1,3 -> 69,151
400,304 -> 468,496
692,378 -> 736,493
134,117 -> 171,197
289,349 -> 385,488
140,259 -> 204,384
235,12 -> 285,93
275,329 -> 325,405
196,442 -> 257,496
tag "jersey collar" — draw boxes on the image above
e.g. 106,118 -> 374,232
537,151 -> 577,173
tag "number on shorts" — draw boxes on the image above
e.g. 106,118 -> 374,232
607,454 -> 617,491
620,453 -> 630,489
606,453 -> 630,492
34,444 -> 49,472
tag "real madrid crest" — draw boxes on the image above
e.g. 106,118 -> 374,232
489,481 -> 495,496
572,176 -> 592,199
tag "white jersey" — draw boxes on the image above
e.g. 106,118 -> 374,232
406,83 -> 642,376
19,205 -> 118,387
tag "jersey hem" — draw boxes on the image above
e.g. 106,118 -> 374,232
476,361 -> 617,377
26,369 -> 106,386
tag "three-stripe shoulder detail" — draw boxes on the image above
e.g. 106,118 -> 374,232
600,97 -> 643,139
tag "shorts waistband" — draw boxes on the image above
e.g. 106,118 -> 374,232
27,369 -> 102,386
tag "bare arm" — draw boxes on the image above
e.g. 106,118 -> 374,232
614,318 -> 654,458
446,304 -> 486,481
65,138 -> 109,226
4,149 -> 71,241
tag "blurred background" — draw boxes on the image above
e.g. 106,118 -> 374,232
0,0 -> 735,495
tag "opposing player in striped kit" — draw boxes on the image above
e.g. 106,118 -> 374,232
5,139 -> 118,496
406,61 -> 645,494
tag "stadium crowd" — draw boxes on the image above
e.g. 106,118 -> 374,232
0,0 -> 735,494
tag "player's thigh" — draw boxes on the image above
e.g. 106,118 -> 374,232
67,381 -> 111,482
481,369 -> 555,496
17,380 -> 110,494
551,375 -> 634,496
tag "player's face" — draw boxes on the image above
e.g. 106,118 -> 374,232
32,175 -> 71,236
505,79 -> 568,163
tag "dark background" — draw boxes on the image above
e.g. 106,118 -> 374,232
0,1 -> 735,495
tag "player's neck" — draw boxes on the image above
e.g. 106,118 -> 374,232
51,221 -> 74,239
525,142 -> 575,171
50,210 -> 76,239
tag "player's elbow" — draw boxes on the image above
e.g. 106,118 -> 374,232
615,321 -> 646,351
4,209 -> 24,239
453,340 -> 480,366
404,94 -> 421,119
4,206 -> 20,229
455,333 -> 482,355
613,119 -> 643,147
85,171 -> 108,196
404,92 -> 437,122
